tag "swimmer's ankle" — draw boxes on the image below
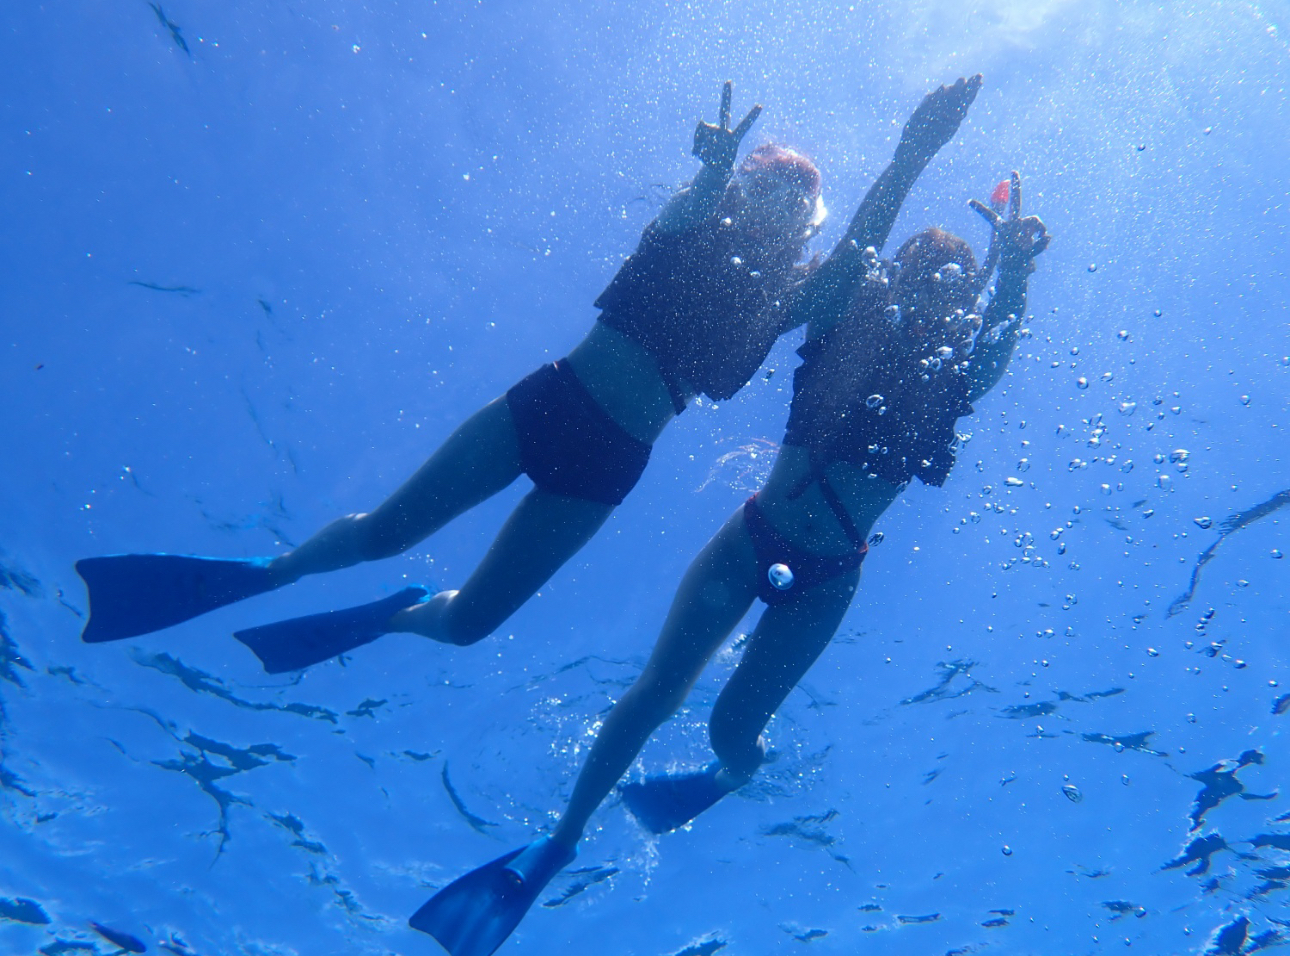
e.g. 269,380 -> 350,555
265,554 -> 304,587
713,767 -> 753,792
388,590 -> 458,643
547,821 -> 582,852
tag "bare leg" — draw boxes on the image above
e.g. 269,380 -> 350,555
389,487 -> 616,645
548,511 -> 760,849
708,568 -> 859,781
268,396 -> 523,584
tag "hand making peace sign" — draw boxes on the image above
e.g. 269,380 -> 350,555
970,170 -> 1051,274
692,81 -> 763,174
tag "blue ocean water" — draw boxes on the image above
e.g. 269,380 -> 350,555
2,2 -> 1288,954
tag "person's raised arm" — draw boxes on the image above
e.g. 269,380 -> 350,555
966,171 -> 1052,402
656,81 -> 762,234
785,75 -> 982,334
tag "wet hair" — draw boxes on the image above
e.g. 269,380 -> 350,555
739,143 -> 822,199
893,227 -> 977,287
891,228 -> 981,350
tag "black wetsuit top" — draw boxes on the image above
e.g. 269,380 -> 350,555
596,200 -> 809,412
783,283 -> 976,489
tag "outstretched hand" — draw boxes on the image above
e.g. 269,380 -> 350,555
970,170 -> 1051,273
896,74 -> 983,166
692,81 -> 762,174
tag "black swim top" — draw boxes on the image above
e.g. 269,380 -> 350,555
783,281 -> 976,488
596,189 -> 810,412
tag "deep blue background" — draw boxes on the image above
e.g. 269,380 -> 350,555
2,2 -> 1288,954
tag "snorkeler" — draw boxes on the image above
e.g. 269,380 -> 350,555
75,82 -> 828,664
411,77 -> 1051,956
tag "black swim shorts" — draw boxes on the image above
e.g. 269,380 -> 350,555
742,494 -> 867,606
506,359 -> 652,506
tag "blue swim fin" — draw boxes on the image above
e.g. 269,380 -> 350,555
409,837 -> 575,956
76,554 -> 278,643
232,586 -> 429,673
619,761 -> 729,834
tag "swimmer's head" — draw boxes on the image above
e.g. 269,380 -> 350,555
735,144 -> 827,239
891,227 -> 979,344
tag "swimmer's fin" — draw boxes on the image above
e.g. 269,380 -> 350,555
619,761 -> 730,834
409,837 -> 575,956
76,554 -> 278,643
232,586 -> 429,673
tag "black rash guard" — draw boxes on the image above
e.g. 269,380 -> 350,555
783,284 -> 975,489
596,192 -> 810,412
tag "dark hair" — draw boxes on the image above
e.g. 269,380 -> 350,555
893,227 -> 977,285
739,143 -> 822,199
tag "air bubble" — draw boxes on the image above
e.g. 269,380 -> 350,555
1157,475 -> 1172,491
1076,377 -> 1089,389
1146,647 -> 1159,657
1119,402 -> 1136,416
1194,516 -> 1213,530
1087,263 -> 1098,273
1240,395 -> 1251,406
1169,449 -> 1189,463
1001,845 -> 1013,856
730,256 -> 743,267
866,394 -> 884,408
1017,458 -> 1031,472
1272,549 -> 1284,559
1061,783 -> 1083,803
1101,372 -> 1114,382
1121,460 -> 1134,474
1117,330 -> 1130,341
1006,477 -> 1024,487
767,563 -> 794,590
1100,484 -> 1112,495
